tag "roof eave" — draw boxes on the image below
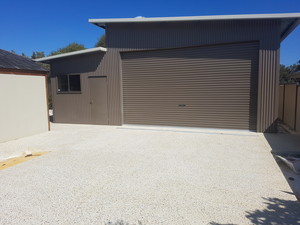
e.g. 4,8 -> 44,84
35,47 -> 107,63
88,13 -> 300,28
280,18 -> 300,41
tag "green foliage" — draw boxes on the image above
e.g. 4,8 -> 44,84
39,62 -> 50,71
31,51 -> 45,59
48,93 -> 52,109
95,34 -> 106,47
32,51 -> 48,71
280,60 -> 300,83
49,42 -> 85,56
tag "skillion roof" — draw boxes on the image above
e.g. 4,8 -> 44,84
35,47 -> 107,63
89,13 -> 300,41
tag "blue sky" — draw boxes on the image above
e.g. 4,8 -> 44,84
0,0 -> 299,65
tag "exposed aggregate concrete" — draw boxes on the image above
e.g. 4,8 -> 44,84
0,123 -> 299,224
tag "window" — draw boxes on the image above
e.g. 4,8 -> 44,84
57,75 -> 81,92
57,75 -> 68,92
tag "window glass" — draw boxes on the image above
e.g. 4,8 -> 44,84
58,75 -> 68,92
57,74 -> 81,92
69,75 -> 81,91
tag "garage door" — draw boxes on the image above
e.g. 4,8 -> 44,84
121,42 -> 258,130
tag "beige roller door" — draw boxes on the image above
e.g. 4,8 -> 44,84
121,42 -> 259,130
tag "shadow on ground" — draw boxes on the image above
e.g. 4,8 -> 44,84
264,133 -> 300,155
245,197 -> 300,225
263,133 -> 300,200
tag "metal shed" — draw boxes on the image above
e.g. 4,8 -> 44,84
36,47 -> 107,124
89,13 -> 300,132
38,13 -> 300,132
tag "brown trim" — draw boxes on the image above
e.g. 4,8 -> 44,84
45,76 -> 50,131
0,68 -> 48,76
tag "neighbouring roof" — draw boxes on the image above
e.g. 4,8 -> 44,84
89,13 -> 300,41
35,47 -> 107,63
0,49 -> 47,72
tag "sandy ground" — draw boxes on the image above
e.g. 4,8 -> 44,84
0,123 -> 299,225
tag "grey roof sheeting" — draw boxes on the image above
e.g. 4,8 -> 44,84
35,47 -> 107,63
0,49 -> 47,71
89,13 -> 300,41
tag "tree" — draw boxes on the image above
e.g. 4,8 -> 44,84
37,51 -> 45,59
287,61 -> 300,74
49,42 -> 85,56
95,34 -> 106,47
280,60 -> 300,83
280,64 -> 292,82
31,51 -> 45,59
31,51 -> 49,71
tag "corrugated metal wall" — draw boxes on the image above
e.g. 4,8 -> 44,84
278,85 -> 285,120
297,86 -> 300,131
257,47 -> 280,132
121,42 -> 258,130
279,84 -> 300,132
94,50 -> 122,125
50,51 -> 105,124
97,19 -> 280,132
283,84 -> 297,129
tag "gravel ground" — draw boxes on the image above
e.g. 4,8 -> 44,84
0,123 -> 299,225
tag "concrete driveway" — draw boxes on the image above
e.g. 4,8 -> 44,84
0,124 -> 299,225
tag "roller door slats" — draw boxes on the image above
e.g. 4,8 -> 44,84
121,42 -> 258,130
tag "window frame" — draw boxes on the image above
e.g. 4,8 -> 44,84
57,74 -> 81,94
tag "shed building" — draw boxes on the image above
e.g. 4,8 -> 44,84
37,13 -> 300,132
0,49 -> 49,143
36,47 -> 107,124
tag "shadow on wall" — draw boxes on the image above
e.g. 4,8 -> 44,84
51,52 -> 105,75
245,197 -> 300,225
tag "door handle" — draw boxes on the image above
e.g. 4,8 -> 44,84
90,100 -> 94,104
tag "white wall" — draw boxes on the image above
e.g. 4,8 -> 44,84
0,74 -> 48,143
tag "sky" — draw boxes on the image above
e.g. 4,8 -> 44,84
0,0 -> 299,66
